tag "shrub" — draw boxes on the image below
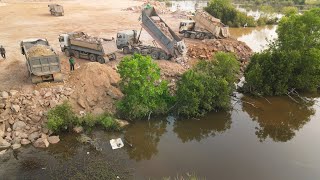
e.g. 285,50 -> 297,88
117,54 -> 172,119
176,52 -> 240,117
47,102 -> 77,132
98,115 -> 120,131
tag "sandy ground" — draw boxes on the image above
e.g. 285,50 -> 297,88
0,0 -> 176,91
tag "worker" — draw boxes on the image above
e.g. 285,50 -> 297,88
0,45 -> 6,59
69,55 -> 75,71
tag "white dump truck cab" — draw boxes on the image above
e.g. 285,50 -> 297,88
116,30 -> 138,49
179,20 -> 196,34
58,34 -> 70,52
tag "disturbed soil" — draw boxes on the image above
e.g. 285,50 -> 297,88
0,0 -> 253,116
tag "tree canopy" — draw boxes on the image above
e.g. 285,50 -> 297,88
244,8 -> 320,95
117,54 -> 172,119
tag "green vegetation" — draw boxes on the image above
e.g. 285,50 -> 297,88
282,6 -> 299,16
205,0 -> 256,27
244,8 -> 320,95
47,102 -> 120,133
117,54 -> 173,119
47,102 -> 77,132
175,52 -> 240,117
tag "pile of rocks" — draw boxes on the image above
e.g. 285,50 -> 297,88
0,86 -> 73,150
187,38 -> 253,66
123,0 -> 170,14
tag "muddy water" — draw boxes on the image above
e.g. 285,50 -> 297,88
230,26 -> 277,52
1,93 -> 320,179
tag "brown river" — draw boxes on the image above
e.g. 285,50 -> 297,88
1,27 -> 319,180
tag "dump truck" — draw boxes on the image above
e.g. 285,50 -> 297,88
59,32 -> 117,63
116,7 -> 187,60
48,4 -> 64,16
179,10 -> 230,39
20,38 -> 63,84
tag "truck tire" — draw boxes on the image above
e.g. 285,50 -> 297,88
73,50 -> 80,58
184,32 -> 190,38
110,53 -> 116,60
133,48 -> 140,54
97,56 -> 105,64
89,54 -> 96,62
159,52 -> 169,60
151,51 -> 159,60
64,49 -> 71,57
190,34 -> 196,39
123,47 -> 130,54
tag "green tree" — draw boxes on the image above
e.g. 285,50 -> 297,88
117,54 -> 172,119
176,52 -> 240,117
244,8 -> 320,95
205,0 -> 257,27
282,6 -> 298,16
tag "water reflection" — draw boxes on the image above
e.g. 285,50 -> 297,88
173,111 -> 231,142
229,25 -> 277,52
124,120 -> 167,161
242,96 -> 315,142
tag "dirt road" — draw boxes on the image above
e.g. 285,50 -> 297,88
0,0 -> 149,91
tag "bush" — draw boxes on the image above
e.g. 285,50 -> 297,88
117,54 -> 172,119
176,52 -> 240,117
205,0 -> 257,27
47,102 -> 77,132
98,116 -> 120,131
47,102 -> 121,132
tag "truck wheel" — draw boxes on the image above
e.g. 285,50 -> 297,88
159,52 -> 169,60
199,34 -> 205,40
73,50 -> 80,58
89,54 -> 96,62
184,32 -> 190,38
123,47 -> 130,54
151,51 -> 159,60
97,56 -> 105,64
110,53 -> 116,60
190,34 -> 196,39
65,49 -> 71,57
204,35 -> 210,39
133,48 -> 140,54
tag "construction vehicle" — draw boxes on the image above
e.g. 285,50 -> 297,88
20,38 -> 63,84
179,10 -> 230,39
59,32 -> 117,63
48,4 -> 64,16
116,7 -> 187,60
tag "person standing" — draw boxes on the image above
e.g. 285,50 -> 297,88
0,45 -> 6,59
69,55 -> 75,71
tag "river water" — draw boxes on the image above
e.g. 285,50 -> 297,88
1,26 -> 320,179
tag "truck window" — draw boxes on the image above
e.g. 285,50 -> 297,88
59,36 -> 64,42
117,34 -> 123,38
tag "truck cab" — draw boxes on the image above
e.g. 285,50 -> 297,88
179,20 -> 196,34
116,30 -> 138,49
58,34 -> 70,52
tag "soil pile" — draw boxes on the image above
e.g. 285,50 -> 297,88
151,16 -> 173,40
188,38 -> 253,63
123,0 -> 170,14
27,45 -> 54,57
67,62 -> 123,114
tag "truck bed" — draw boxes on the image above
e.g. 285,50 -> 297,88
141,7 -> 186,56
27,55 -> 61,76
194,10 -> 230,38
